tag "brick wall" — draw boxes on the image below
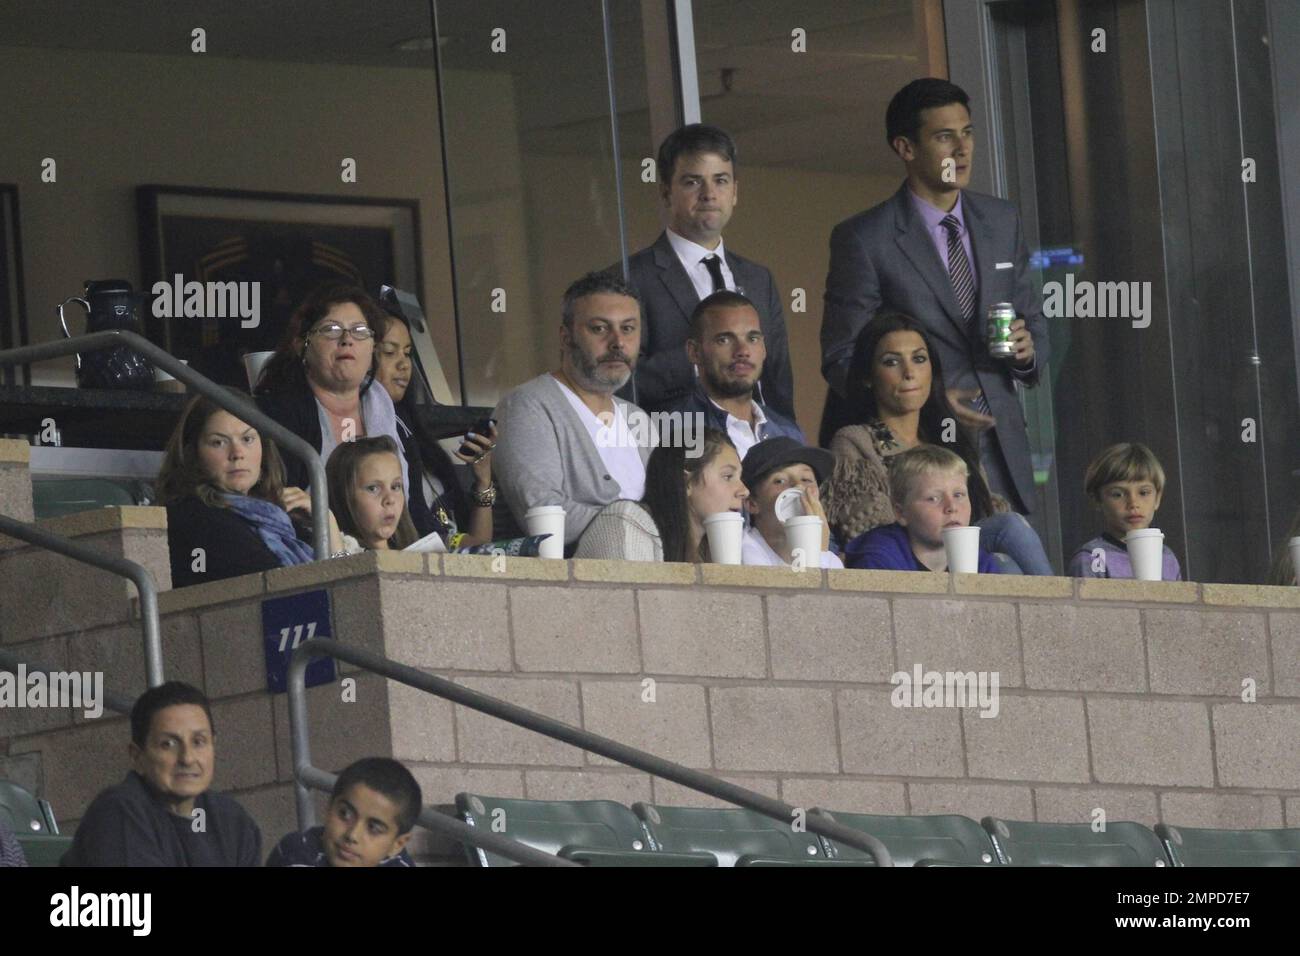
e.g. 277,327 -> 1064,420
3,522 -> 1299,864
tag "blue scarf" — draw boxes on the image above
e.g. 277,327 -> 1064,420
220,493 -> 316,567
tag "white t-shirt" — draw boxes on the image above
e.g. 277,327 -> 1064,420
741,526 -> 844,569
553,378 -> 647,502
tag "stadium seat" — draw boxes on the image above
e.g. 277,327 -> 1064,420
31,478 -> 138,519
456,793 -> 716,866
813,809 -> 999,866
1155,824 -> 1300,867
0,780 -> 58,835
16,834 -> 73,867
982,817 -> 1168,866
632,802 -> 870,867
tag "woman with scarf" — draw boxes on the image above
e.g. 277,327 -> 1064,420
158,392 -> 353,589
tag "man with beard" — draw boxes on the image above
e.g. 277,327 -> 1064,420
680,291 -> 805,459
494,271 -> 653,550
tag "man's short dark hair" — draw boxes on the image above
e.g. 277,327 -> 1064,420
130,681 -> 214,748
885,78 -> 971,147
332,757 -> 423,835
688,290 -> 758,342
561,271 -> 641,329
657,123 -> 737,187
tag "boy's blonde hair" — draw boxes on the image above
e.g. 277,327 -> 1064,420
1084,443 -> 1165,500
890,444 -> 969,507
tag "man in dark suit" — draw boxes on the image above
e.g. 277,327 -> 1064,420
620,124 -> 795,420
820,78 -> 1049,515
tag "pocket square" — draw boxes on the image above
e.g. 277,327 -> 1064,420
995,261 -> 1014,270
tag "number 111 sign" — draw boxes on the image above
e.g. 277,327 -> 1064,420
261,589 -> 336,694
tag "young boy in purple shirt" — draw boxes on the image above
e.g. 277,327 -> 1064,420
1068,442 -> 1181,581
846,445 -> 1001,573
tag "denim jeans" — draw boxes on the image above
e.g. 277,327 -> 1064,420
977,511 -> 1054,576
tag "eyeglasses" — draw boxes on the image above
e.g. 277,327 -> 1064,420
309,323 -> 375,341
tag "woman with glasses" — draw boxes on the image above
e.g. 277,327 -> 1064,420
254,282 -> 411,497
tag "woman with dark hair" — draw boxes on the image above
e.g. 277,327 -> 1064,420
254,282 -> 410,497
575,428 -> 749,562
157,393 -> 348,588
822,311 -> 1053,574
371,307 -> 497,547
326,436 -> 420,551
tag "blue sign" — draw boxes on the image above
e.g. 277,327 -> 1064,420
261,589 -> 336,694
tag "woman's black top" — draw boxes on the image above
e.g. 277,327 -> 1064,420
166,495 -> 290,588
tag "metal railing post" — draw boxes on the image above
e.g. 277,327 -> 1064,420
0,330 -> 329,558
290,639 -> 893,866
286,649 -> 577,867
0,513 -> 164,688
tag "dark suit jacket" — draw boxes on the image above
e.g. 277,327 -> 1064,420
619,232 -> 795,420
820,183 -> 1050,512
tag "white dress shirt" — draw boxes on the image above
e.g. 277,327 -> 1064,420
709,396 -> 768,459
666,228 -> 736,300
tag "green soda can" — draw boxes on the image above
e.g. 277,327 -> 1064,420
986,302 -> 1017,358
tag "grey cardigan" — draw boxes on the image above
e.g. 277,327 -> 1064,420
494,373 -> 653,545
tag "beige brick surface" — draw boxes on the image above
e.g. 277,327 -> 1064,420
1202,583 -> 1300,609
780,778 -> 908,815
210,694 -> 278,793
767,594 -> 893,682
1020,604 -> 1146,692
271,673 -> 392,783
907,782 -> 1034,821
828,568 -> 948,594
699,563 -> 822,589
1077,578 -> 1199,604
1144,609 -> 1269,696
1032,787 -> 1159,826
510,587 -> 639,673
710,686 -> 839,773
1269,612 -> 1300,697
952,573 -> 1073,598
439,553 -> 569,581
70,613 -> 203,706
387,679 -> 456,763
571,559 -> 697,586
12,717 -> 132,822
893,598 -> 1023,685
837,688 -> 964,777
1158,791 -> 1284,829
0,635 -> 73,737
580,680 -> 711,768
452,677 -> 583,767
638,590 -> 766,678
524,769 -> 653,805
650,773 -> 780,809
963,695 -> 1090,783
380,579 -> 512,672
200,601 -> 271,698
1088,699 -> 1214,787
1211,703 -> 1300,789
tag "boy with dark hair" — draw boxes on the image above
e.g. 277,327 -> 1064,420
845,444 -> 1002,573
1068,442 -> 1181,580
267,758 -> 421,867
63,681 -> 261,867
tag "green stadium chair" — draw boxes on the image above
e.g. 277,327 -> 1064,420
812,809 -> 999,866
16,834 -> 73,867
983,817 -> 1168,866
31,478 -> 137,520
632,802 -> 871,867
456,794 -> 716,866
0,780 -> 58,835
1156,824 -> 1300,867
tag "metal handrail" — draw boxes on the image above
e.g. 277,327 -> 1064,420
289,639 -> 894,866
0,329 -> 329,558
0,647 -> 136,716
0,513 -> 164,688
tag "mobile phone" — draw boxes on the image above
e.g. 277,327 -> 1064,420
458,417 -> 497,457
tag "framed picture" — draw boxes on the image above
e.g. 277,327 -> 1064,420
137,185 -> 431,392
0,185 -> 29,386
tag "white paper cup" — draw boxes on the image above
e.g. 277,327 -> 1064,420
702,511 -> 744,565
1288,536 -> 1300,586
242,350 -> 275,392
941,525 -> 981,574
524,506 -> 565,559
153,359 -> 187,393
1126,528 -> 1165,581
784,515 -> 823,566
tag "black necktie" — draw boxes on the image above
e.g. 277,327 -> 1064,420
702,254 -> 727,293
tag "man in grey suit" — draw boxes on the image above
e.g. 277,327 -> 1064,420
494,271 -> 653,550
821,78 -> 1049,515
621,124 -> 796,422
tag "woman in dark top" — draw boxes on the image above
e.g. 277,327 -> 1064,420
253,282 -> 411,500
157,392 -> 346,588
372,307 -> 499,547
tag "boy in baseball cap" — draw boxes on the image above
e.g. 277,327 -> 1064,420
740,437 -> 843,569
